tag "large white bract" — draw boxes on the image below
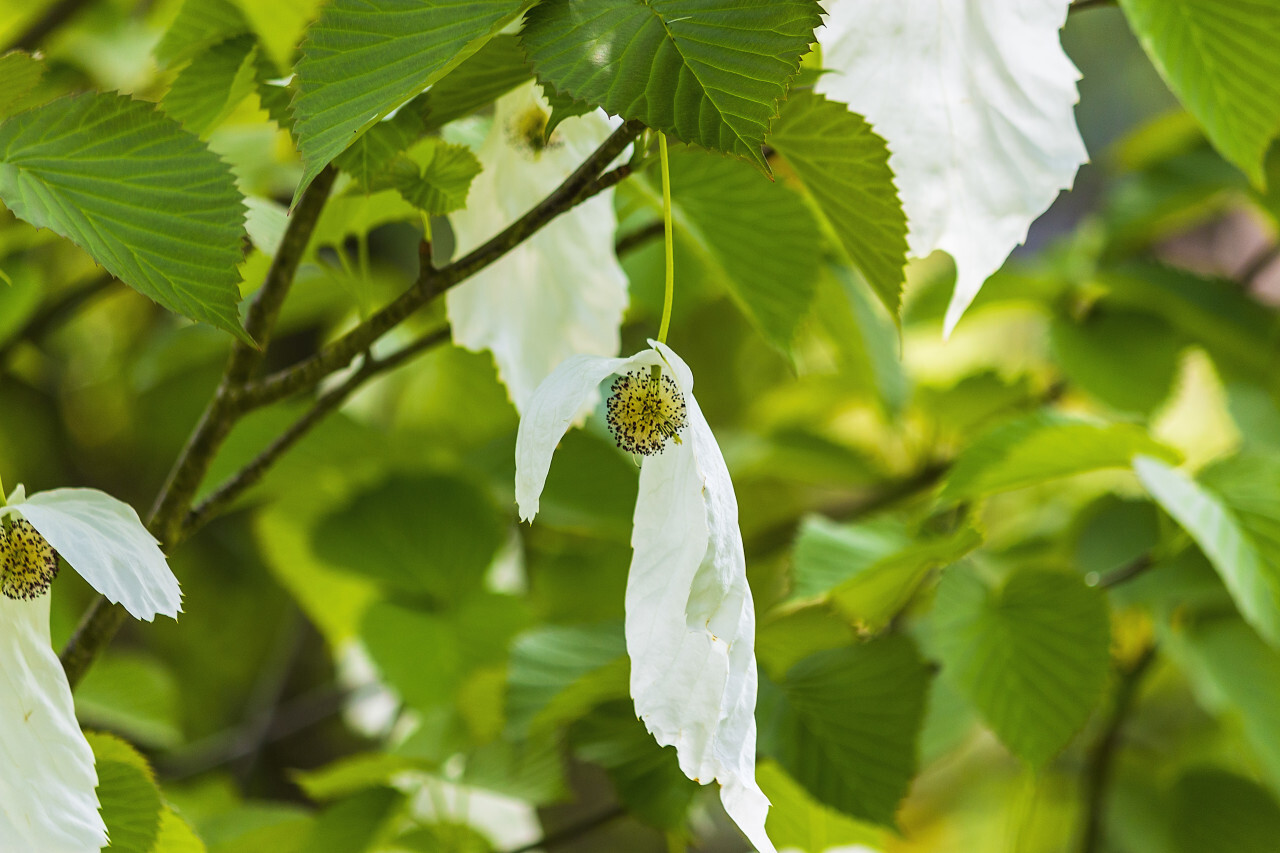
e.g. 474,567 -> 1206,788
447,81 -> 629,413
818,0 -> 1088,335
515,342 -> 775,853
0,486 -> 182,851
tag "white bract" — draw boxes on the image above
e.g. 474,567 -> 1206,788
515,342 -> 775,853
818,0 -> 1088,335
447,81 -> 628,413
0,485 -> 181,852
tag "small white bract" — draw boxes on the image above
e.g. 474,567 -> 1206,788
0,485 -> 182,851
515,341 -> 776,853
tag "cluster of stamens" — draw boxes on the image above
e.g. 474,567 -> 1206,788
606,368 -> 688,456
0,517 -> 59,600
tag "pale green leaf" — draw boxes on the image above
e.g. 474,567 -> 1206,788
382,139 -> 482,216
768,90 -> 908,318
334,103 -> 430,189
942,412 -> 1178,501
87,732 -> 163,853
506,622 -> 627,737
420,34 -> 531,131
0,51 -> 45,120
1138,453 -> 1280,648
760,636 -> 930,826
294,754 -> 434,801
162,36 -> 260,138
153,809 -> 207,853
522,0 -> 821,170
931,565 -> 1111,766
302,787 -> 403,853
291,0 -> 528,203
0,93 -> 249,341
229,0 -> 324,71
154,0 -> 250,68
1118,0 -> 1280,188
75,653 -> 182,749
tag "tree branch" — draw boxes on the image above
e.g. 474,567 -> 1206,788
615,220 -> 665,257
240,122 -> 644,410
181,326 -> 450,537
1079,644 -> 1157,853
5,0 -> 96,52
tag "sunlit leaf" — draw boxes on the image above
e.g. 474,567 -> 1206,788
87,732 -> 164,853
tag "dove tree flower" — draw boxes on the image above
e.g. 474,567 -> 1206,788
447,81 -> 629,413
515,341 -> 775,853
0,483 -> 181,852
818,0 -> 1088,335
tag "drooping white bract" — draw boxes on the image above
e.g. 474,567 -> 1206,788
447,81 -> 628,413
515,342 -> 776,853
0,485 -> 182,852
817,0 -> 1088,335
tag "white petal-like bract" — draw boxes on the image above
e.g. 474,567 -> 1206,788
447,82 -> 629,412
630,343 -> 774,853
11,488 -> 181,620
0,595 -> 105,853
818,0 -> 1087,334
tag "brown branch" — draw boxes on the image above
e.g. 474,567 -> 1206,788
1097,553 -> 1153,589
1079,644 -> 1157,853
5,0 -> 96,51
615,220 -> 665,257
181,327 -> 450,537
239,123 -> 644,410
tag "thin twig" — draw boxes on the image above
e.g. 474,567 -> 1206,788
0,272 -> 115,364
1096,553 -> 1153,589
5,0 -> 96,51
615,220 -> 665,257
182,327 -> 450,536
239,123 -> 644,410
503,806 -> 628,853
1079,644 -> 1157,853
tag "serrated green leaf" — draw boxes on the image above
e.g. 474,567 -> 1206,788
931,565 -> 1111,766
523,0 -> 821,170
163,36 -> 260,138
942,412 -> 1178,501
541,86 -> 593,142
420,34 -> 531,131
155,0 -> 251,68
229,0 -> 323,71
768,90 -> 908,318
87,732 -> 164,853
0,93 -> 249,341
334,103 -> 429,189
760,636 -> 930,826
1171,768 -> 1280,853
506,622 -> 627,737
651,148 -> 822,348
0,51 -> 45,120
571,705 -> 699,829
382,139 -> 482,216
1118,0 -> 1280,188
1138,453 -> 1280,648
154,808 -> 207,853
291,0 -> 528,203
301,787 -> 403,853
314,475 -> 503,601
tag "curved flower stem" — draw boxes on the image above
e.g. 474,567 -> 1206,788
656,133 -> 675,345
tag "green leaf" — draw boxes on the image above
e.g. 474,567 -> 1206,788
229,0 -> 324,71
1169,615 -> 1280,796
314,475 -> 503,601
759,636 -> 930,826
931,565 -> 1111,766
154,0 -> 250,68
757,760 -> 886,853
541,86 -> 594,142
301,787 -> 403,853
942,412 -> 1178,501
87,732 -> 164,853
1118,0 -> 1280,188
75,652 -> 182,749
294,754 -> 435,801
382,140 -> 482,216
1050,309 -> 1183,415
571,705 -> 699,829
0,93 -> 249,341
0,51 -> 45,120
1136,454 -> 1280,648
162,36 -> 260,138
153,809 -> 208,853
522,0 -> 821,171
768,91 -> 908,318
291,0 -> 528,203
653,148 -> 822,348
394,824 -> 494,853
334,103 -> 430,189
1171,768 -> 1280,853
420,34 -> 532,131
506,622 -> 627,737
